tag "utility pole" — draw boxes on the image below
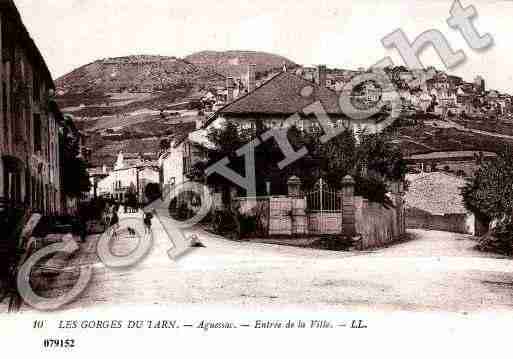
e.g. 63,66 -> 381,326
136,166 -> 141,206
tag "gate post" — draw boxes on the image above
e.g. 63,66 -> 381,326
288,176 -> 307,236
287,176 -> 301,197
341,175 -> 356,236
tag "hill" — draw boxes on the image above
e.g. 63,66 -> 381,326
54,55 -> 227,167
185,50 -> 296,78
53,51 -> 297,169
55,55 -> 225,96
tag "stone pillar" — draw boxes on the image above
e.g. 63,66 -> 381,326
229,186 -> 238,211
341,175 -> 356,236
230,186 -> 238,199
287,176 -> 307,236
287,175 -> 301,197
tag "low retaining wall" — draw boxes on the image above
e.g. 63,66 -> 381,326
406,206 -> 475,234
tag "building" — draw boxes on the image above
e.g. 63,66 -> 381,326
87,165 -> 109,200
96,152 -> 159,203
159,129 -> 212,197
160,65 -> 400,197
410,91 -> 432,112
405,150 -> 496,176
474,75 -> 485,93
405,172 -> 478,235
0,0 -> 64,216
207,65 -> 397,136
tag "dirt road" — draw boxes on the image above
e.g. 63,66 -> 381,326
12,217 -> 513,312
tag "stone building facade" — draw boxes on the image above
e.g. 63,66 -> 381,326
0,0 -> 63,216
97,152 -> 159,203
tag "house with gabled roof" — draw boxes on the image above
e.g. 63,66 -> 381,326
96,152 -> 159,203
159,66 -> 400,193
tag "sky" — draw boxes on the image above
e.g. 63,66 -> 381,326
14,0 -> 513,93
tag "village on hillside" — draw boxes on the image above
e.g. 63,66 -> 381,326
2,0 -> 513,316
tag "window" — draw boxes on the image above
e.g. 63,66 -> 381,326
33,114 -> 41,151
14,111 -> 24,144
47,120 -> 52,159
32,73 -> 40,102
3,82 -> 7,142
26,109 -> 31,145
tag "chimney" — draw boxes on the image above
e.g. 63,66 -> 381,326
248,64 -> 256,93
226,77 -> 235,102
195,117 -> 204,130
317,65 -> 327,88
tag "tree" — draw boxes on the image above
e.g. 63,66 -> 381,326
144,183 -> 161,203
60,115 -> 91,197
159,138 -> 170,152
205,121 -> 260,195
62,157 -> 91,196
462,147 -> 513,222
462,147 -> 513,253
203,122 -> 407,204
355,132 -> 406,181
207,121 -> 252,157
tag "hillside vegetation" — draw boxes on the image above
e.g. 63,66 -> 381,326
54,51 -> 297,168
55,55 -> 224,96
185,50 -> 296,78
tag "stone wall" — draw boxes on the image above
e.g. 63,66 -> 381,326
233,176 -> 407,248
406,206 -> 475,234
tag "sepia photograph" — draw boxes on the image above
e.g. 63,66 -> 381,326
0,0 -> 512,356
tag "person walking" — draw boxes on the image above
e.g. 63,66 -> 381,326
110,205 -> 120,240
79,215 -> 88,243
102,204 -> 111,232
143,210 -> 153,235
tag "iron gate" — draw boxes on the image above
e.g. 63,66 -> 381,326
305,179 -> 342,234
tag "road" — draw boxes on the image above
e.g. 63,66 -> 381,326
428,118 -> 513,141
14,215 -> 513,313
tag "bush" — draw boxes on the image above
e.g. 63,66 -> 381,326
238,214 -> 258,238
463,147 -> 513,254
311,235 -> 355,251
212,209 -> 240,239
476,220 -> 513,255
145,183 -> 161,203
354,175 -> 393,208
